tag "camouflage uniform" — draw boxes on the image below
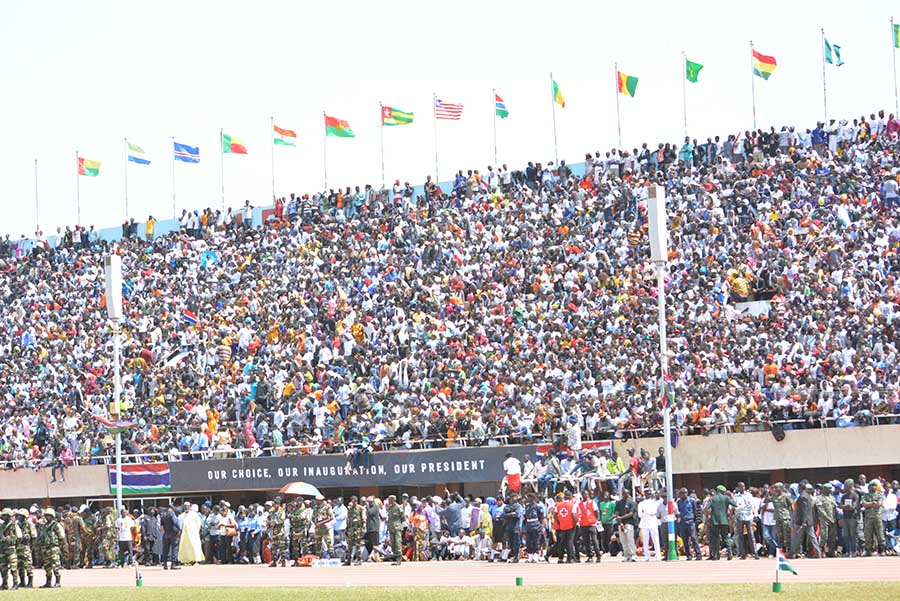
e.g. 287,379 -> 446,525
82,511 -> 97,568
266,504 -> 287,566
312,499 -> 334,557
288,503 -> 309,560
65,510 -> 86,569
814,487 -> 838,557
862,487 -> 885,555
15,510 -> 36,587
387,501 -> 405,559
345,501 -> 366,565
36,508 -> 65,588
771,491 -> 792,551
0,509 -> 21,590
99,510 -> 117,566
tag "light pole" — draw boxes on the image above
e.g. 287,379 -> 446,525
104,254 -> 124,512
647,185 -> 677,561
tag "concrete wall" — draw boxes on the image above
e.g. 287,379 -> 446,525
0,464 -> 110,502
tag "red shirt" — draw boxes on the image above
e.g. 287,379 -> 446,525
555,500 -> 576,531
577,500 -> 598,527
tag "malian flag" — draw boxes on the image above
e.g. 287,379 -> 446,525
92,414 -> 138,435
109,463 -> 171,495
183,309 -> 199,326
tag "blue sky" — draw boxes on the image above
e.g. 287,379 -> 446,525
0,0 -> 897,236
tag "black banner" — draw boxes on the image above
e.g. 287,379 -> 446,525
169,445 -> 539,492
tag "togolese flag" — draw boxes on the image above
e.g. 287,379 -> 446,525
685,59 -> 704,83
325,115 -> 354,137
222,133 -> 248,154
273,125 -> 296,146
78,157 -> 101,177
752,49 -> 777,80
552,79 -> 565,107
617,71 -> 639,97
382,106 -> 413,126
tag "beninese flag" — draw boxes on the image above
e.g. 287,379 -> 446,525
776,548 -> 798,575
274,125 -> 297,146
325,115 -> 355,137
617,71 -> 638,97
222,132 -> 248,154
752,49 -> 777,80
78,158 -> 101,177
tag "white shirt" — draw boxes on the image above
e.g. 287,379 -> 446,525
637,498 -> 660,529
882,492 -> 898,521
116,516 -> 135,542
502,456 -> 521,476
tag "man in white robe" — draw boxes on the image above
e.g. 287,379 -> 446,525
178,503 -> 205,565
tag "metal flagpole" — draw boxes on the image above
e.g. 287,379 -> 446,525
682,52 -> 688,137
34,158 -> 39,234
323,112 -> 328,190
76,150 -> 81,225
893,18 -> 899,116
432,94 -> 440,181
492,88 -> 498,166
615,63 -> 622,149
379,102 -> 386,189
219,128 -> 225,210
821,28 -> 828,123
114,319 -> 122,513
750,40 -> 758,130
171,136 -> 176,219
550,73 -> 559,164
123,137 -> 129,220
270,116 -> 276,201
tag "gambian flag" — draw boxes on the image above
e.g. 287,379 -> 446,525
776,548 -> 797,575
78,158 -> 101,177
617,71 -> 639,97
382,106 -> 413,126
222,132 -> 248,154
92,414 -> 138,435
495,93 -> 508,118
752,49 -> 777,80
109,463 -> 171,495
183,309 -> 199,326
325,115 -> 355,137
274,125 -> 297,146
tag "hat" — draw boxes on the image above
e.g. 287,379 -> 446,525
805,483 -> 814,490
315,495 -> 325,501
15,509 -> 28,517
716,485 -> 727,493
822,483 -> 833,490
79,504 -> 89,513
0,508 -> 13,517
43,508 -> 56,518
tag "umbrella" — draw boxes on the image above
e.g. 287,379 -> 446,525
278,482 -> 323,497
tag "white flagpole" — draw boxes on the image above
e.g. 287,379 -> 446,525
75,150 -> 81,225
34,158 -> 39,234
821,28 -> 828,123
123,137 -> 129,220
323,111 -> 328,191
893,18 -> 899,116
270,116 -> 276,201
171,136 -> 176,219
432,94 -> 440,182
492,88 -> 498,166
219,128 -> 225,211
379,102 -> 386,189
550,73 -> 559,164
615,63 -> 622,149
750,41 -> 758,130
682,52 -> 688,137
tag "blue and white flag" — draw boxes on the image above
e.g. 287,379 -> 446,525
174,141 -> 200,163
126,141 -> 150,165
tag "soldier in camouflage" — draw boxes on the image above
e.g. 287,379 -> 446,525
287,501 -> 309,562
0,508 -> 21,590
266,498 -> 286,567
81,506 -> 97,568
37,508 -> 65,588
15,509 -> 35,588
99,507 -> 117,568
861,481 -> 885,556
312,496 -> 334,558
386,495 -> 405,564
65,505 -> 87,569
814,483 -> 838,557
345,496 -> 366,566
770,483 -> 792,552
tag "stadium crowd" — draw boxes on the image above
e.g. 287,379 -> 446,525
2,467 -> 898,588
1,111 -> 900,472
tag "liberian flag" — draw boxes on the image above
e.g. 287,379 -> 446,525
109,463 -> 171,495
183,309 -> 199,326
776,548 -> 797,575
92,414 -> 138,435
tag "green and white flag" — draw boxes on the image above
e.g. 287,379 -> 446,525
824,38 -> 844,66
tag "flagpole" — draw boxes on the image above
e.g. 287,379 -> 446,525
323,111 -> 328,190
550,73 -> 559,164
492,88 -> 498,166
682,52 -> 688,137
893,18 -> 899,116
614,63 -> 622,149
821,28 -> 828,123
270,116 -> 276,201
171,136 -> 177,219
34,158 -> 39,234
379,102 -> 386,189
750,41 -> 758,130
432,93 -> 440,182
123,137 -> 129,220
219,128 -> 225,211
76,150 -> 81,225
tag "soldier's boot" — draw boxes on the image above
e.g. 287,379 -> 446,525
1,576 -> 8,591
27,573 -> 33,588
40,575 -> 52,588
9,576 -> 18,591
52,574 -> 60,588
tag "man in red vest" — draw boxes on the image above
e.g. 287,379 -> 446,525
554,492 -> 577,563
576,493 -> 601,562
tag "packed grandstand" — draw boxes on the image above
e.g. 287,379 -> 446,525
2,113 -> 899,471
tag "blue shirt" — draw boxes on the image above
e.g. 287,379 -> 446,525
676,497 -> 698,522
